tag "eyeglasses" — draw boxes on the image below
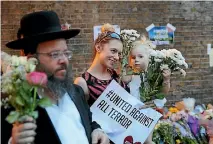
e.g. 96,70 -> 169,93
36,50 -> 73,60
96,32 -> 122,44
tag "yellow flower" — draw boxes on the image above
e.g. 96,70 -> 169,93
169,107 -> 179,113
154,124 -> 160,130
176,139 -> 181,144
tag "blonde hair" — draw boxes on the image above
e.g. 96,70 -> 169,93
140,34 -> 156,49
94,23 -> 115,45
131,41 -> 151,55
101,23 -> 115,33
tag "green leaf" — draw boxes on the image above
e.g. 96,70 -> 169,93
149,90 -> 159,96
22,81 -> 31,91
16,96 -> 24,106
29,111 -> 39,119
6,111 -> 20,124
155,93 -> 165,100
38,97 -> 52,108
19,88 -> 31,102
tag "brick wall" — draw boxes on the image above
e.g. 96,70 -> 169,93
1,1 -> 213,104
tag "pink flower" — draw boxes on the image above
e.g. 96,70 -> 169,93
26,72 -> 47,87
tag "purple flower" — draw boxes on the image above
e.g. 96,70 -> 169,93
187,115 -> 199,135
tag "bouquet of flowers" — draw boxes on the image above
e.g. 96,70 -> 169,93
139,49 -> 188,102
1,55 -> 51,124
153,119 -> 175,144
152,100 -> 212,144
175,119 -> 199,144
199,105 -> 213,144
1,51 -> 12,74
120,29 -> 140,77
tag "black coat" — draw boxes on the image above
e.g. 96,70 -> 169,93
1,84 -> 100,144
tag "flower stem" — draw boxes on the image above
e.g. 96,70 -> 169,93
33,87 -> 37,111
153,72 -> 161,90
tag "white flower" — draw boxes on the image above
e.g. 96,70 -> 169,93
183,62 -> 188,69
121,29 -> 140,38
25,58 -> 37,72
11,56 -> 27,66
150,50 -> 157,57
167,49 -> 185,61
11,55 -> 19,66
150,50 -> 166,59
1,51 -> 12,74
123,30 -> 131,35
154,58 -> 162,62
156,51 -> 166,59
130,37 -> 136,41
1,83 -> 14,93
176,59 -> 183,65
25,63 -> 36,72
120,30 -> 127,34
19,56 -> 27,65
135,33 -> 140,38
180,69 -> 186,77
130,29 -> 137,34
161,49 -> 169,57
160,64 -> 169,71
15,66 -> 26,80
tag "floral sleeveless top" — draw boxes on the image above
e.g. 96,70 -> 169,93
82,69 -> 130,106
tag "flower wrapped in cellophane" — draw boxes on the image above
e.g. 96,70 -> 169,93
139,49 -> 188,102
1,55 -> 51,124
153,119 -> 175,144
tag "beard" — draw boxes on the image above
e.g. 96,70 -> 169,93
36,62 -> 73,99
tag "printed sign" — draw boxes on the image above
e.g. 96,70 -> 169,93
90,80 -> 162,144
146,23 -> 176,45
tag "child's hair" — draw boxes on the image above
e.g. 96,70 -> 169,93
140,33 -> 156,49
131,41 -> 151,55
93,23 -> 122,58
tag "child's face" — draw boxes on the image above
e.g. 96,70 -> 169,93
129,47 -> 149,71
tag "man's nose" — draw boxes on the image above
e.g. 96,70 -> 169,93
58,55 -> 69,63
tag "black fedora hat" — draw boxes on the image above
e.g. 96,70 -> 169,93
6,10 -> 80,49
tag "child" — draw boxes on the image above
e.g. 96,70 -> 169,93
124,40 -> 171,144
123,40 -> 171,107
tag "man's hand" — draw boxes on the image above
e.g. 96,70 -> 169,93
12,116 -> 37,144
91,129 -> 109,144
